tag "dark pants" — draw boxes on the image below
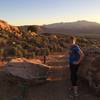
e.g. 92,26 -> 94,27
69,64 -> 80,86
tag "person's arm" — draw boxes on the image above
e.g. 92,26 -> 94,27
74,48 -> 84,64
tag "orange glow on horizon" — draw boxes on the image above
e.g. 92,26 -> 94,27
8,16 -> 100,26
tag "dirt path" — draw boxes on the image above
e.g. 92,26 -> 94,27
26,80 -> 99,100
0,54 -> 99,100
26,54 -> 100,100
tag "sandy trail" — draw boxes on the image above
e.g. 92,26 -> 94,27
0,54 -> 99,100
26,54 -> 100,100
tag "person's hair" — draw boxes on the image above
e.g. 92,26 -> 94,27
67,36 -> 76,43
69,36 -> 76,41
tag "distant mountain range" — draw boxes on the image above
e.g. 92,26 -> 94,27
42,20 -> 100,34
0,19 -> 100,34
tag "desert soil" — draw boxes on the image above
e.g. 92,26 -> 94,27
0,53 -> 99,100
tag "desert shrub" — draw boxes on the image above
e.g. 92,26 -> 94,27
40,48 -> 50,56
4,47 -> 16,57
0,48 -> 4,58
16,49 -> 23,57
27,25 -> 38,33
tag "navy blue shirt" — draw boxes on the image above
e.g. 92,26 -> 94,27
69,44 -> 80,64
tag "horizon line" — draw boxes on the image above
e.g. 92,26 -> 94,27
1,19 -> 100,26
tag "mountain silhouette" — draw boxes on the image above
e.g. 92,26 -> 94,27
41,20 -> 100,34
1,19 -> 100,34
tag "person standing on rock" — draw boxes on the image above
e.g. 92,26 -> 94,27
68,36 -> 84,96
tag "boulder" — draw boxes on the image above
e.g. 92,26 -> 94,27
10,58 -> 42,64
79,47 -> 100,94
91,56 -> 100,92
4,58 -> 50,81
0,20 -> 20,33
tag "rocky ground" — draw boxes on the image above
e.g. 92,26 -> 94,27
0,54 -> 99,100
